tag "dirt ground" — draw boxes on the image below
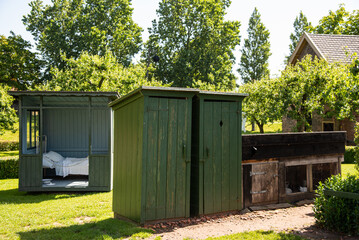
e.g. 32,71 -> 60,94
145,203 -> 357,240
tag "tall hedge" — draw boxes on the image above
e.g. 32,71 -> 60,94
314,175 -> 359,235
0,141 -> 19,151
0,159 -> 19,179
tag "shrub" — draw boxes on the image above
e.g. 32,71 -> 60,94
344,146 -> 356,164
0,141 -> 19,151
314,174 -> 359,235
0,159 -> 19,179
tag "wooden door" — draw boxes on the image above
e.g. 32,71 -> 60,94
144,97 -> 191,221
202,101 -> 241,214
250,162 -> 279,204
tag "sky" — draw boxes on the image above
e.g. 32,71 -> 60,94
0,0 -> 358,80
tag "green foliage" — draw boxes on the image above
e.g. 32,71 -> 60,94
23,0 -> 142,70
0,32 -> 44,89
0,142 -> 19,151
35,51 -> 169,95
239,78 -> 283,133
238,8 -> 271,84
310,4 -> 359,35
344,146 -> 356,164
314,175 -> 359,235
0,179 -> 153,239
0,85 -> 17,135
286,11 -> 311,63
0,159 -> 19,179
145,0 -> 240,89
280,56 -> 355,131
353,122 -> 359,172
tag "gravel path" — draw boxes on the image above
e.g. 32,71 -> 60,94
145,204 -> 356,240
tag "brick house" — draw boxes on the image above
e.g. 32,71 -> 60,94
283,32 -> 359,144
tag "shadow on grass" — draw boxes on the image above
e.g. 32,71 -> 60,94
17,218 -> 153,240
0,187 -> 100,204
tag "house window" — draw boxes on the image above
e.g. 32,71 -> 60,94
27,110 -> 40,150
322,121 -> 334,131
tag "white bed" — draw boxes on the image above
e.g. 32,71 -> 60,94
43,151 -> 89,178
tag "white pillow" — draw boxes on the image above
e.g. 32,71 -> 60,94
42,157 -> 54,168
43,151 -> 65,162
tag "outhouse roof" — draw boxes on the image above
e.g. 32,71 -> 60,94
109,86 -> 247,107
9,90 -> 119,99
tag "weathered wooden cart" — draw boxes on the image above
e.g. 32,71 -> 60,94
242,132 -> 346,207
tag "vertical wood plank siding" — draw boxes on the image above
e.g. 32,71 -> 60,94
43,109 -> 89,157
19,155 -> 42,189
113,97 -> 144,222
144,97 -> 191,221
199,99 -> 243,215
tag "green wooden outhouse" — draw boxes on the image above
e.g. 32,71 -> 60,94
191,91 -> 247,216
10,91 -> 118,192
110,87 -> 196,224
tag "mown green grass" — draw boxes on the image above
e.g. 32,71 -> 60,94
0,150 -> 19,159
0,127 -> 19,142
0,179 -> 153,240
341,164 -> 358,178
203,231 -> 306,240
244,121 -> 282,134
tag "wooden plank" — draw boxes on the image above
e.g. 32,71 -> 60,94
284,155 -> 342,166
221,102 -> 230,211
324,190 -> 359,200
175,99 -> 187,218
242,132 -> 346,161
145,97 -> 159,220
229,103 -> 239,210
213,101 -> 222,213
156,98 -> 168,220
166,99 -> 178,218
203,101 -> 214,214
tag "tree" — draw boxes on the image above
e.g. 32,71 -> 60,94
311,4 -> 359,35
238,7 -> 271,84
279,56 -> 356,131
0,32 -> 43,90
286,11 -> 311,62
23,0 -> 142,70
313,4 -> 349,34
0,84 -> 17,135
36,51 -> 168,95
239,77 -> 283,133
145,0 -> 240,89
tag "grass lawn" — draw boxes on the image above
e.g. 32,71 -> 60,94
0,127 -> 19,142
0,150 -> 19,160
341,163 -> 358,178
244,121 -> 282,134
0,179 -> 153,240
0,179 -> 310,240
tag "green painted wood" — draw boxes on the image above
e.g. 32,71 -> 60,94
195,94 -> 245,215
324,190 -> 359,200
89,155 -> 110,188
18,93 -> 113,192
19,155 -> 42,190
143,97 -> 191,221
112,97 -> 144,223
203,101 -> 214,214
